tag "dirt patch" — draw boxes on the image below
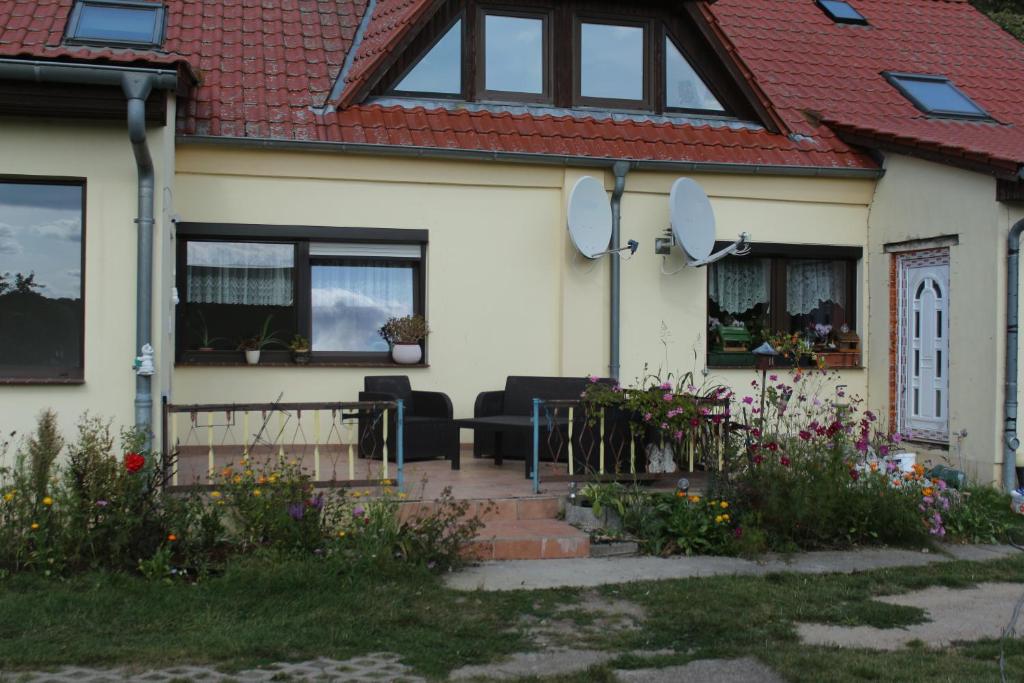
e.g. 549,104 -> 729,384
798,582 -> 1024,650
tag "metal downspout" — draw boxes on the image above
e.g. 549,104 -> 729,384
1005,219 -> 1024,492
122,73 -> 156,442
609,161 -> 630,380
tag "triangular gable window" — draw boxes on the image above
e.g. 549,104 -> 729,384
665,36 -> 723,113
395,19 -> 462,95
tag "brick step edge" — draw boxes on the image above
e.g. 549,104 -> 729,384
465,520 -> 590,561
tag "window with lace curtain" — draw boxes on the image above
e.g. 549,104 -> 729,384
706,244 -> 860,367
176,224 -> 426,365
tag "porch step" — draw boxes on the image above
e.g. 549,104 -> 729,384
467,519 -> 590,561
399,495 -> 562,524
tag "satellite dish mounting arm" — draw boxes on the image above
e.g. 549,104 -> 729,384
686,232 -> 751,267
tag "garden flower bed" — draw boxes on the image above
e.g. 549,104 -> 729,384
0,411 -> 483,579
574,367 -> 1024,555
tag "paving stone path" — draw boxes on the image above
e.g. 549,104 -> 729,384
0,654 -> 425,683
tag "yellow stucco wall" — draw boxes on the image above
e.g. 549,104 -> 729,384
0,109 -> 175,444
866,153 -> 1005,483
172,146 -> 874,432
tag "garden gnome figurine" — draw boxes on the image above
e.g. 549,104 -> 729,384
135,344 -> 155,376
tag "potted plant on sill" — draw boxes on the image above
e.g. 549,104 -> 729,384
379,314 -> 429,365
190,311 -> 223,352
238,315 -> 285,365
289,334 -> 311,365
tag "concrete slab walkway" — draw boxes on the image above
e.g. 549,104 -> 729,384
445,544 -> 1019,591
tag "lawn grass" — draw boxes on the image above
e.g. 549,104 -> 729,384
0,553 -> 1022,681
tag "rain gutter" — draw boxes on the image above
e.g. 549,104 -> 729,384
609,161 -> 629,380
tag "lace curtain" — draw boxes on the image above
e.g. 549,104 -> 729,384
709,259 -> 770,314
186,242 -> 294,306
786,261 -> 846,315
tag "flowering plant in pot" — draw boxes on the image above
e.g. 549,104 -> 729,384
378,315 -> 429,365
288,334 -> 311,365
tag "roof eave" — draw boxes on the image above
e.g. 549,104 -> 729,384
176,133 -> 882,179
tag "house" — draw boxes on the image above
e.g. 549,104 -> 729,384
0,0 -> 1021,489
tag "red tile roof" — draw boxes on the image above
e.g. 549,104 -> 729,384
710,0 -> 1024,177
335,0 -> 437,109
1,0 -> 1022,175
324,104 -> 874,169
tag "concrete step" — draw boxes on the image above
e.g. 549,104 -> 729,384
400,495 -> 562,524
467,519 -> 590,561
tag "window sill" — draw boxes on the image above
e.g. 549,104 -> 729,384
706,351 -> 864,370
175,361 -> 429,369
0,377 -> 85,385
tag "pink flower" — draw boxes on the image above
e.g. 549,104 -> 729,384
663,393 -> 674,402
892,432 -> 903,443
674,430 -> 684,442
660,382 -> 672,390
742,396 -> 754,405
660,422 -> 669,430
769,374 -> 778,381
643,412 -> 653,422
588,375 -> 599,383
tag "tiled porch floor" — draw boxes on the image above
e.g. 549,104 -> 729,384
173,445 -> 695,501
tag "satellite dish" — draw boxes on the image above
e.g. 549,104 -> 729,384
567,176 -> 613,259
670,178 -> 716,262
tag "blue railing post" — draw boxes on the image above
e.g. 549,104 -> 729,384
396,399 -> 405,491
532,398 -> 541,494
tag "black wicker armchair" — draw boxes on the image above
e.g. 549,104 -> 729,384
358,375 -> 460,469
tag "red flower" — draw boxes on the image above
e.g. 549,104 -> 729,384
124,452 -> 145,473
799,430 -> 812,441
780,456 -> 791,467
753,454 -> 764,465
766,442 -> 779,452
849,468 -> 860,481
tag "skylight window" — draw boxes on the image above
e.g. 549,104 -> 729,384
65,0 -> 165,47
395,19 -> 462,95
816,0 -> 868,25
884,73 -> 989,119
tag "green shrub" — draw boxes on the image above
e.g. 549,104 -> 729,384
944,485 -> 1024,544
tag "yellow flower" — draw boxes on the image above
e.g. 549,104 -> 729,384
288,459 -> 298,466
710,500 -> 718,506
233,475 -> 242,484
352,491 -> 361,498
722,514 -> 730,522
30,522 -> 39,530
3,492 -> 13,502
210,491 -> 222,499
253,489 -> 262,497
245,469 -> 254,477
398,493 -> 408,500
216,500 -> 225,506
268,475 -> 278,484
719,501 -> 729,509
383,487 -> 393,495
338,530 -> 346,538
922,487 -> 934,497
41,496 -> 53,506
714,515 -> 724,524
688,495 -> 701,503
257,476 -> 268,485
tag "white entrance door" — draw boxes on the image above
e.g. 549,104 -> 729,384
898,251 -> 949,442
